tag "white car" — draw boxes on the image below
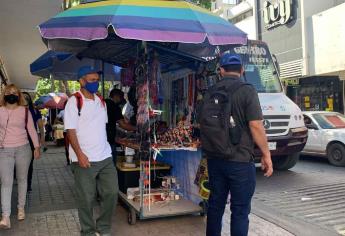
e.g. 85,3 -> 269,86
302,111 -> 345,166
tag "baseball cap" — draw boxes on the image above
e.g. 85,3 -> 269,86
219,53 -> 242,67
77,66 -> 101,79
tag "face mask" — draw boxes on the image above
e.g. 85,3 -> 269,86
4,94 -> 19,104
84,81 -> 99,94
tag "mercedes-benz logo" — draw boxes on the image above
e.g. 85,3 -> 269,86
263,120 -> 271,129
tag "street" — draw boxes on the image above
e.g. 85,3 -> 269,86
250,155 -> 345,236
0,147 -> 343,236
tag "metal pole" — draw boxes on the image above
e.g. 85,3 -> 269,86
102,61 -> 105,97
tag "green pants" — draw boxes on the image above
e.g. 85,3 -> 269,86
71,157 -> 118,236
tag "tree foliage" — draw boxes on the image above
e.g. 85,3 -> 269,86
34,78 -> 116,101
189,0 -> 212,10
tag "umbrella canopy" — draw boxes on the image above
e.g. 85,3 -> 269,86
34,93 -> 68,109
39,0 -> 247,46
30,50 -> 121,81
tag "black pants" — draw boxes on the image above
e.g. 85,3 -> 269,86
64,132 -> 70,165
206,159 -> 256,236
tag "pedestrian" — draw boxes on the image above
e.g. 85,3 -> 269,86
65,66 -> 118,236
44,119 -> 53,141
0,84 -> 40,229
55,101 -> 70,165
22,92 -> 45,192
198,53 -> 273,236
105,88 -> 135,165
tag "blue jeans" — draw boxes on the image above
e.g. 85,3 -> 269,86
206,159 -> 256,236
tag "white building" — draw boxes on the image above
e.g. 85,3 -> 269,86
214,0 -> 345,113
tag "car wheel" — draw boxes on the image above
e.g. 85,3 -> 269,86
327,143 -> 345,167
272,153 -> 300,170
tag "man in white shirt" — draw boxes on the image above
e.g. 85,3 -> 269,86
65,66 -> 117,236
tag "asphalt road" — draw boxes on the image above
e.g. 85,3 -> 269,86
253,155 -> 345,236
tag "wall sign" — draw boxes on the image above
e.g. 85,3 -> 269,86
263,0 -> 293,30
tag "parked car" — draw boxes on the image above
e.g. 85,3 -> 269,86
302,111 -> 345,166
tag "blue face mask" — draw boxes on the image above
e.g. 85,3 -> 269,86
84,81 -> 99,94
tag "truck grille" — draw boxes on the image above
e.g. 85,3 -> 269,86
263,115 -> 290,136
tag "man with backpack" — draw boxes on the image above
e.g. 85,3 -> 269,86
64,66 -> 117,236
199,53 -> 273,236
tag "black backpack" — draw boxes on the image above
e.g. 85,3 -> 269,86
198,79 -> 248,158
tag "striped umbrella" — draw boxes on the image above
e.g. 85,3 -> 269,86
39,0 -> 247,46
34,93 -> 68,109
30,50 -> 121,81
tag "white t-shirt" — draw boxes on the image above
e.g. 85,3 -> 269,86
64,92 -> 112,162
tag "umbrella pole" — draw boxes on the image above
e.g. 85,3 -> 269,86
102,61 -> 105,97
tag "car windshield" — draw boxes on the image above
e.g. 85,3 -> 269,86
312,113 -> 345,129
232,43 -> 282,93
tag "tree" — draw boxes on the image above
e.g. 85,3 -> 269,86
35,77 -> 116,101
189,0 -> 212,10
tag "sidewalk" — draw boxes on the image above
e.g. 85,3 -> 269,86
0,146 -> 293,236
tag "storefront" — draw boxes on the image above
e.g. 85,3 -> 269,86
254,0 -> 345,113
286,76 -> 344,113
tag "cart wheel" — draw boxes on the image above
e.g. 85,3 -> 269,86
128,208 -> 136,225
199,201 -> 208,217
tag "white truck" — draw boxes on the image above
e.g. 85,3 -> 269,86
177,39 -> 308,170
228,40 -> 308,170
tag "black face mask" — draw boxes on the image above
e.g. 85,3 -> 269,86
4,94 -> 19,104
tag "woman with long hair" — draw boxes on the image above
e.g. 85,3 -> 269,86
0,84 -> 40,229
22,92 -> 45,192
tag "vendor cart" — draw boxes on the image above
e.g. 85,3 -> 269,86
37,0 -> 248,225
116,140 -> 206,225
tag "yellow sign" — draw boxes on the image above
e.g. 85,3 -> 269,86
284,78 -> 299,85
328,98 -> 334,111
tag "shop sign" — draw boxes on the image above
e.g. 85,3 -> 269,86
233,45 -> 270,65
62,0 -> 81,10
284,78 -> 299,85
262,0 -> 293,30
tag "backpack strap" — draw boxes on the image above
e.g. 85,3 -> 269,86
72,92 -> 83,116
72,92 -> 106,116
225,81 -> 251,127
226,81 -> 249,98
25,107 -> 29,129
96,93 -> 106,108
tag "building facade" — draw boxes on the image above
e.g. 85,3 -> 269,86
215,0 -> 345,113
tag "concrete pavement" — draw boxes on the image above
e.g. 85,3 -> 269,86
0,145 -> 293,236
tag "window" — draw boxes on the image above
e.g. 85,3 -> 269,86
223,0 -> 243,4
313,113 -> 345,129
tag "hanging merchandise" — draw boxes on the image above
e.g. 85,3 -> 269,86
149,55 -> 160,106
186,74 -> 195,125
188,74 -> 194,107
136,58 -> 151,148
121,59 -> 136,87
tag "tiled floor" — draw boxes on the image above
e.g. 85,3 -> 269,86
0,145 -> 293,236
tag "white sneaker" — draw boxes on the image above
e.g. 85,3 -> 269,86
0,216 -> 11,229
95,233 -> 101,236
17,208 -> 25,221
